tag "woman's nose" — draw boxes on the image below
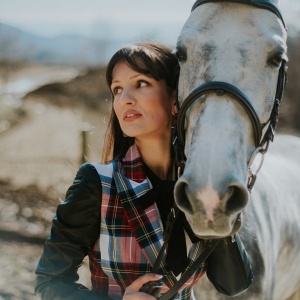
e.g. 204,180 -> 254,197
119,88 -> 136,106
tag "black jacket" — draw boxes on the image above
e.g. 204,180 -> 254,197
35,163 -> 253,299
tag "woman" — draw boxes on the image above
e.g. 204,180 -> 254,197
35,42 -> 252,300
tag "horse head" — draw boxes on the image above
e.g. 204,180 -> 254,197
174,0 -> 287,239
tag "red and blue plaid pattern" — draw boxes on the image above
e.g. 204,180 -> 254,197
89,144 -> 205,299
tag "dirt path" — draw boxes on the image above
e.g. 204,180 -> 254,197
0,241 -> 42,300
0,100 -> 106,196
0,239 -> 91,300
0,168 -> 92,299
1,103 -> 81,194
0,94 -> 106,299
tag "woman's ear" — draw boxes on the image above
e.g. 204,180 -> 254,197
170,90 -> 178,115
172,101 -> 178,115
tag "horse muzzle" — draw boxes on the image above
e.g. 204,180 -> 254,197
174,175 -> 248,238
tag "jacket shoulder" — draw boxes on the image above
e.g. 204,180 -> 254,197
76,162 -> 115,182
89,162 -> 115,177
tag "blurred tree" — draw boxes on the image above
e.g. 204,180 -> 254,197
279,33 -> 300,133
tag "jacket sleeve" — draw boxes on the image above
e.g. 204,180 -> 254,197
205,233 -> 253,296
35,163 -> 109,300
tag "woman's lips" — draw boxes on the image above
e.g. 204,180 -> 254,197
123,110 -> 142,121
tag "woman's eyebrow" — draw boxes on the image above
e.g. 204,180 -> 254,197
112,74 -> 143,84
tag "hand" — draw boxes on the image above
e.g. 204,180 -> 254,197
123,273 -> 168,300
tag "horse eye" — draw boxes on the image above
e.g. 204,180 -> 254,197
269,55 -> 283,68
175,47 -> 187,62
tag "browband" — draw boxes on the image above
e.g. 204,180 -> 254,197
191,0 -> 286,30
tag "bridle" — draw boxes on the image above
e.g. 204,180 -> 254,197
192,0 -> 286,27
174,0 -> 288,191
144,2 -> 288,299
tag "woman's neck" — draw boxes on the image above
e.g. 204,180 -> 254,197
135,138 -> 172,180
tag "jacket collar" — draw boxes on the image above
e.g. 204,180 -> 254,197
113,144 -> 164,267
113,144 -> 203,282
121,143 -> 147,183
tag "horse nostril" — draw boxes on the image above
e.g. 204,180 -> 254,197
225,185 -> 249,214
174,180 -> 194,214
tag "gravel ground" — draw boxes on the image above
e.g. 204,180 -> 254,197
0,64 -> 107,299
0,180 -> 92,300
0,241 -> 42,300
0,102 -> 103,299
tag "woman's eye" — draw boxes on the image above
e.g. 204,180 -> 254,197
113,87 -> 122,95
137,81 -> 148,88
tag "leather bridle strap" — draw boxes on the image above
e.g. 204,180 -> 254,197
174,60 -> 287,167
151,208 -> 180,274
178,81 -> 262,146
259,59 -> 287,150
158,239 -> 220,300
146,207 -> 220,300
175,81 -> 262,166
191,0 -> 286,30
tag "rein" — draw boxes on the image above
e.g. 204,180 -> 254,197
158,239 -> 219,300
142,206 -> 220,299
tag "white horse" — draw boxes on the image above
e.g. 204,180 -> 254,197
174,1 -> 300,299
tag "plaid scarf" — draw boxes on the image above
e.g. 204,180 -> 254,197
89,144 -> 205,299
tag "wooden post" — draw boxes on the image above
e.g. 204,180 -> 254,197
81,130 -> 88,164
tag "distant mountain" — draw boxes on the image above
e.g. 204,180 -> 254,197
0,23 -> 126,66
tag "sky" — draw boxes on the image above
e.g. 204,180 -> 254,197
0,0 -> 300,45
0,0 -> 194,45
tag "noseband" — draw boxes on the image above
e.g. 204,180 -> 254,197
174,0 -> 288,191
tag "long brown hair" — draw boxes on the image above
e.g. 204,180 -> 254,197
101,42 -> 179,163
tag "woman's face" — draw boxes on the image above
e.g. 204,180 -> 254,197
111,62 -> 176,141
